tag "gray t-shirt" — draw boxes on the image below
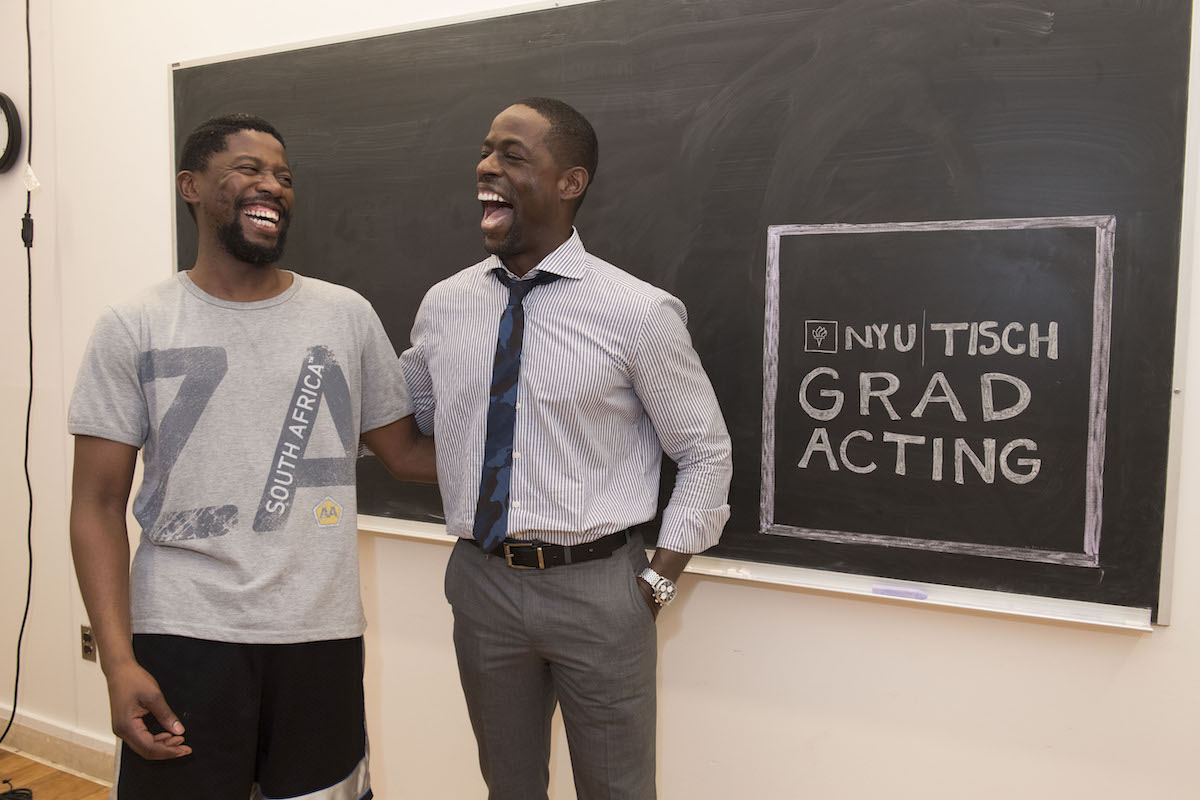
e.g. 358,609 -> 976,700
69,272 -> 410,644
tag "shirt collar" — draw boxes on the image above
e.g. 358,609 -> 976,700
486,228 -> 588,281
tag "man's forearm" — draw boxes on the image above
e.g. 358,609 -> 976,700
70,505 -> 136,673
649,547 -> 692,583
362,415 -> 437,483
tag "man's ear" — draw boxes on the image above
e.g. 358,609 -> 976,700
177,170 -> 200,205
559,166 -> 590,203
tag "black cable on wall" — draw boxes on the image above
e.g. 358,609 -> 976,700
1,0 -> 35,751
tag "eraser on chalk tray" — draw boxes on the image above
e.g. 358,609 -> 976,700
872,585 -> 928,601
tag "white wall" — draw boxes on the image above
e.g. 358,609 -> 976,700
0,0 -> 81,751
1,1 -> 1198,797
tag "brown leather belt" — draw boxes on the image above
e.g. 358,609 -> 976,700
466,530 -> 631,569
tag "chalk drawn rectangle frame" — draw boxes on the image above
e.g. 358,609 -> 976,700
760,216 -> 1116,568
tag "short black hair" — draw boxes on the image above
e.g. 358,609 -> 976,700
178,114 -> 286,219
178,113 -> 286,174
513,97 -> 598,206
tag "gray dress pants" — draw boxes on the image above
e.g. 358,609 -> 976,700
445,533 -> 658,800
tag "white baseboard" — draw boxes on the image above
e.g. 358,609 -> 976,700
0,704 -> 115,782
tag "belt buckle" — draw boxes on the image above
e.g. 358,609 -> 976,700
503,541 -> 545,569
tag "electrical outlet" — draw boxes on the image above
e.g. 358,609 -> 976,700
81,625 -> 96,662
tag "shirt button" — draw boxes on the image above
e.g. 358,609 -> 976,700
513,452 -> 521,460
512,500 -> 521,509
515,402 -> 522,410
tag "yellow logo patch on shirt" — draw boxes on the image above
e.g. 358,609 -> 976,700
314,497 -> 343,527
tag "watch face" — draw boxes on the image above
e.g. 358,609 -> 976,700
655,582 -> 677,604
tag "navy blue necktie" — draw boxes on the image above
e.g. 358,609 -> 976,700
473,268 -> 561,553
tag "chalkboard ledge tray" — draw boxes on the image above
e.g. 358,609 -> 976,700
358,516 -> 1152,631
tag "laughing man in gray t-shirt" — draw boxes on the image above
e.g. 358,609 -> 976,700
68,114 -> 434,800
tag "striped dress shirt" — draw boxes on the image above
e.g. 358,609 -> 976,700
400,230 -> 732,553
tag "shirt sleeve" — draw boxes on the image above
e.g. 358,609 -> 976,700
67,308 -> 149,448
399,292 -> 437,437
359,301 -> 413,433
630,295 -> 733,554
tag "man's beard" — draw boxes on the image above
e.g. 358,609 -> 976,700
217,215 -> 289,266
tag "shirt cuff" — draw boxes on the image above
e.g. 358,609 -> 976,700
655,503 -> 731,554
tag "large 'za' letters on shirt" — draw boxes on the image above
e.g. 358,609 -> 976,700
136,347 -> 237,541
254,346 -> 356,531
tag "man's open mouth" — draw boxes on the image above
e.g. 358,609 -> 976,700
243,204 -> 281,231
479,189 -> 513,232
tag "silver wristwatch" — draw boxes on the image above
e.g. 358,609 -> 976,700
638,567 -> 677,607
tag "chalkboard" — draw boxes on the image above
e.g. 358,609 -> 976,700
173,0 -> 1192,619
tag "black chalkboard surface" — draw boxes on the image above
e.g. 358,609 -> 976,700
173,0 -> 1192,619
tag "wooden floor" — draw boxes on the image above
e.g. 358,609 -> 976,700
0,749 -> 110,800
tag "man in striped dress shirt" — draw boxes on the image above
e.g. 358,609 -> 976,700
400,97 -> 732,800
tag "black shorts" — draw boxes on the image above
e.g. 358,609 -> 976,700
115,634 -> 371,800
